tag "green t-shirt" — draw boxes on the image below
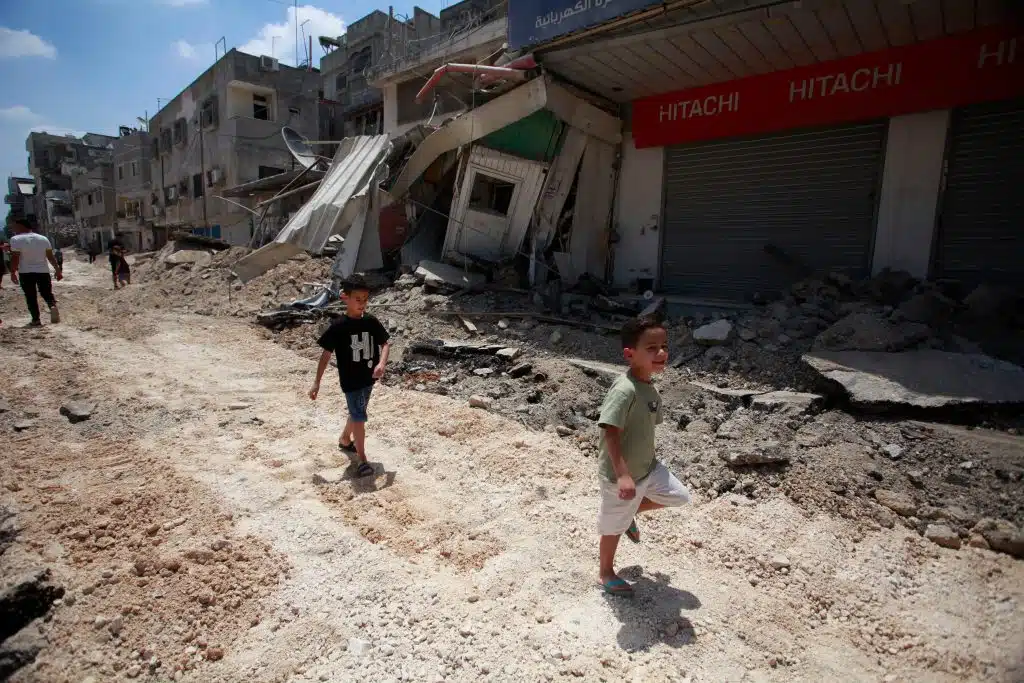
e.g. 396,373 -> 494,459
598,373 -> 663,483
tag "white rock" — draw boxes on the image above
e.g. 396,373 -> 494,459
468,396 -> 493,410
348,638 -> 372,657
770,555 -> 791,570
693,319 -> 735,346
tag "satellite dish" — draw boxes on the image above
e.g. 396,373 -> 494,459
282,126 -> 325,170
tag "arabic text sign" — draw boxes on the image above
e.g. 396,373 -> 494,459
508,0 -> 660,51
632,26 -> 1024,149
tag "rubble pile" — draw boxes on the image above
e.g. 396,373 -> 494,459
116,253 -> 1024,559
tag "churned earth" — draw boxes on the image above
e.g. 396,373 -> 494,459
1,254 -> 1022,683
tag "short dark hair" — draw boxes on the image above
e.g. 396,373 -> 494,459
341,274 -> 370,294
621,314 -> 665,349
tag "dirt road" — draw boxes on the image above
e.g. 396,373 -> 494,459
1,257 -> 1022,683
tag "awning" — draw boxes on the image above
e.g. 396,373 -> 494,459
16,182 -> 35,195
232,134 -> 392,282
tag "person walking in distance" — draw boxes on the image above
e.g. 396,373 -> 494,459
308,275 -> 391,478
7,218 -> 62,327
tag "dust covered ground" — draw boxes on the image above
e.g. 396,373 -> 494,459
1,253 -> 1023,683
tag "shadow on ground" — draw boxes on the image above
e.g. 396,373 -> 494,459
605,566 -> 701,651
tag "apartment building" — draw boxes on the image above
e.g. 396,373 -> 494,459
112,127 -> 159,251
25,131 -> 117,238
319,8 -> 441,143
149,48 -> 321,245
365,0 -> 507,137
71,161 -> 116,250
4,176 -> 36,225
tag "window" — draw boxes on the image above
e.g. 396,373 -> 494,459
173,118 -> 187,145
253,94 -> 270,121
258,165 -> 284,179
200,96 -> 218,128
335,74 -> 347,93
131,161 -> 138,177
118,165 -> 124,180
468,173 -> 515,216
87,193 -> 94,206
160,128 -> 172,153
192,173 -> 203,198
288,106 -> 301,116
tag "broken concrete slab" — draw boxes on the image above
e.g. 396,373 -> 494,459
496,348 -> 522,361
803,350 -> 1024,411
59,401 -> 95,424
972,518 -> 1024,558
720,442 -> 788,466
693,319 -> 734,346
874,489 -> 917,517
164,249 -> 213,268
924,524 -> 961,550
12,421 -> 35,433
567,358 -> 623,380
415,260 -> 485,292
750,391 -> 824,416
313,468 -> 349,485
814,312 -> 930,352
689,381 -> 762,407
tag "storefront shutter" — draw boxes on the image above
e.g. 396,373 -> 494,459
660,121 -> 886,301
933,99 -> 1024,289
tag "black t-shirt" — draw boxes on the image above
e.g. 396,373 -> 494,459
317,314 -> 390,392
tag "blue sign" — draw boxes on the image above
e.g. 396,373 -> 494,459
508,0 -> 661,51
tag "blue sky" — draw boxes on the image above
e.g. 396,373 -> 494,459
0,0 -> 446,206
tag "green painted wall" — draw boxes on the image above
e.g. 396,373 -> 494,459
480,110 -> 564,162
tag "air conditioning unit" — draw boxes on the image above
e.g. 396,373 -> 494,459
207,168 -> 224,186
259,55 -> 280,72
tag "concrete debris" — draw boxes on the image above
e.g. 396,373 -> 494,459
720,442 -> 788,466
972,519 -> 1024,559
693,319 -> 735,346
874,489 -> 917,518
567,358 -> 622,380
882,444 -> 904,460
688,381 -> 762,408
59,401 -> 95,424
164,249 -> 214,269
749,391 -> 824,416
415,261 -> 485,292
814,312 -> 931,352
0,399 -> 10,413
469,396 -> 493,410
924,524 -> 961,550
13,420 -> 36,432
803,350 -> 1024,411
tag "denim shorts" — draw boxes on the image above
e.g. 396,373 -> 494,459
344,386 -> 373,422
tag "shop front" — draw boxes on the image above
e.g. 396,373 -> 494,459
625,25 -> 1024,301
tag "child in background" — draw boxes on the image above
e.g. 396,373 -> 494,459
308,275 -> 391,478
112,246 -> 131,287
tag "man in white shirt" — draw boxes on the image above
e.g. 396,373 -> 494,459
8,218 -> 62,327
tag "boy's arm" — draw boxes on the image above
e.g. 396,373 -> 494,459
373,342 -> 391,379
309,349 -> 332,400
9,252 -> 19,283
598,385 -> 637,500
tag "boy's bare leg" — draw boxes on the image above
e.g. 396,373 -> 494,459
351,422 -> 367,462
636,498 -> 664,514
599,534 -> 622,582
339,418 -> 354,447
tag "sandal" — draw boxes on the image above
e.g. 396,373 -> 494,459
338,440 -> 357,453
602,577 -> 634,597
354,461 -> 375,478
625,519 -> 640,544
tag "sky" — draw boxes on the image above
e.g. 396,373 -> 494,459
0,0 -> 448,207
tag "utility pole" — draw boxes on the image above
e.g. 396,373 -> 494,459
294,0 -> 299,67
198,121 -> 209,229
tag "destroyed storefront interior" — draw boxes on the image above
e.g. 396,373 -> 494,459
233,74 -> 624,295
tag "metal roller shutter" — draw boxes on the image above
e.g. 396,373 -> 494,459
660,121 -> 886,301
933,99 -> 1024,288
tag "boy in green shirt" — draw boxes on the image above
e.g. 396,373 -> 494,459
598,315 -> 691,597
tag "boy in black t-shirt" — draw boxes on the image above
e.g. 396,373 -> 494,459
309,275 -> 391,477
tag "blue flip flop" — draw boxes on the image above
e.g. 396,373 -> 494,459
602,577 -> 635,597
625,519 -> 640,544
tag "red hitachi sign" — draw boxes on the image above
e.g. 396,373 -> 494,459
632,26 -> 1023,149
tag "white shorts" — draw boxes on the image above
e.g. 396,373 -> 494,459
598,462 -> 691,536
